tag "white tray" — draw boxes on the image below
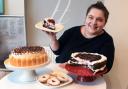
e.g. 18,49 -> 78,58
38,73 -> 73,88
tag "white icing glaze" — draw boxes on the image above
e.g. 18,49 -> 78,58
11,51 -> 45,60
71,52 -> 107,66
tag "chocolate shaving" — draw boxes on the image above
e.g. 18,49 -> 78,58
75,53 -> 101,62
12,46 -> 44,54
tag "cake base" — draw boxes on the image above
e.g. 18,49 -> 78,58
4,59 -> 50,70
4,59 -> 50,83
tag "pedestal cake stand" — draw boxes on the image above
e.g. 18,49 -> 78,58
4,59 -> 50,83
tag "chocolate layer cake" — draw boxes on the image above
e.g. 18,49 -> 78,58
68,52 -> 107,74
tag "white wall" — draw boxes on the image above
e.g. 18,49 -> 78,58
104,0 -> 128,89
4,0 -> 24,15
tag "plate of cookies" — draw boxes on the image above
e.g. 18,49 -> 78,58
38,71 -> 73,88
35,17 -> 64,33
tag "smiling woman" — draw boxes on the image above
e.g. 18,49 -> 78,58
44,1 -> 115,74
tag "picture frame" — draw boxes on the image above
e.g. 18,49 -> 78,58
0,0 -> 4,15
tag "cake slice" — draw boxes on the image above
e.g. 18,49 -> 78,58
43,18 -> 55,30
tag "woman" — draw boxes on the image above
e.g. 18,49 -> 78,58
44,1 -> 115,73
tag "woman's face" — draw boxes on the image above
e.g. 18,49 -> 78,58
84,8 -> 106,35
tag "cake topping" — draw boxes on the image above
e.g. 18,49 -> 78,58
12,46 -> 44,54
43,18 -> 56,30
75,53 -> 101,62
68,52 -> 107,74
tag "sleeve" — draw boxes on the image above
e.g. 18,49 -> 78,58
100,37 -> 115,73
52,26 -> 76,55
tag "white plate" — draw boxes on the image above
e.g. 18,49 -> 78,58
38,74 -> 73,88
4,59 -> 50,70
35,21 -> 64,33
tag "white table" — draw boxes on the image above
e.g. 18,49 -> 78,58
0,63 -> 106,89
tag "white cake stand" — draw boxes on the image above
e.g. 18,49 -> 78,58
4,59 -> 50,83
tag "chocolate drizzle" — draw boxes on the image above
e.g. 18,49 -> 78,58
12,46 -> 44,54
75,53 -> 101,62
